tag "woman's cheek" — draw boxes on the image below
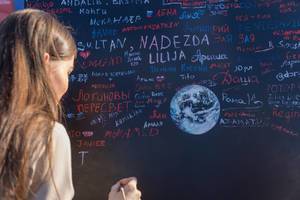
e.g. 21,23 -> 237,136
53,70 -> 69,101
60,72 -> 69,96
64,74 -> 69,93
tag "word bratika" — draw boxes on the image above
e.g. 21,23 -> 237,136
112,0 -> 150,5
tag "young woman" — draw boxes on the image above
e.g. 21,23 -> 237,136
0,9 -> 141,200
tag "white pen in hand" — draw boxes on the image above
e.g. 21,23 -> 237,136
120,186 -> 127,200
108,177 -> 140,200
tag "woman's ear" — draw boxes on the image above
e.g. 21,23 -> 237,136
44,52 -> 50,65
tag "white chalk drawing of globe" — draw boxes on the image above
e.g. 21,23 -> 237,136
170,85 -> 220,135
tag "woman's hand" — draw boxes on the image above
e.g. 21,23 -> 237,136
108,177 -> 142,200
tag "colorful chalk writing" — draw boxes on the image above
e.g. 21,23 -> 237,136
26,0 -> 300,199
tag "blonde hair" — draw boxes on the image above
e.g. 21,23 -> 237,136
0,9 -> 77,199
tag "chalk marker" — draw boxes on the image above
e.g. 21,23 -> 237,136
120,186 -> 127,200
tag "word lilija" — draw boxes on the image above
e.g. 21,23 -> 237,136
139,34 -> 209,64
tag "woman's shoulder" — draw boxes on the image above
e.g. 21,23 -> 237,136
53,122 -> 67,133
52,122 -> 71,147
30,122 -> 74,200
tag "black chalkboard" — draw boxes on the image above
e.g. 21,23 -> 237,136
26,1 -> 300,199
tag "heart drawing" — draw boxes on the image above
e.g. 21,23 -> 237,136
79,51 -> 91,59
